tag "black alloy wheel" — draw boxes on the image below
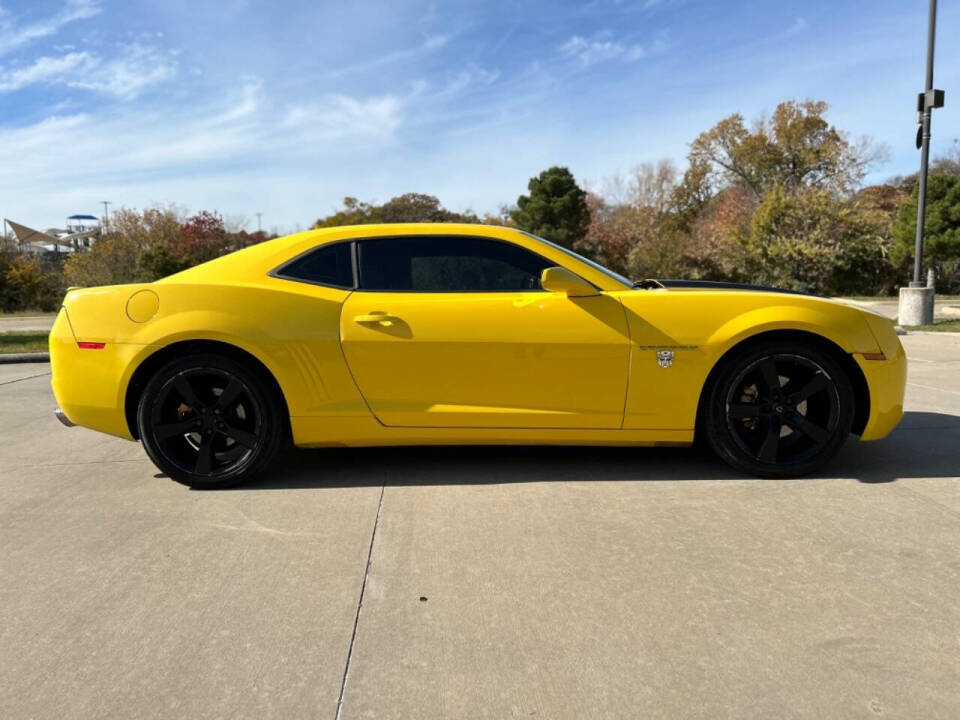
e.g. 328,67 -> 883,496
705,341 -> 854,477
138,354 -> 284,488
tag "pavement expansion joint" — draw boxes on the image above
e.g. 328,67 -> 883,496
334,480 -> 386,720
0,371 -> 51,386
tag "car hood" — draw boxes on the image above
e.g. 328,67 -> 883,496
644,279 -> 815,297
642,280 -> 894,322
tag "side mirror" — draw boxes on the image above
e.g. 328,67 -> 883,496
540,267 -> 598,297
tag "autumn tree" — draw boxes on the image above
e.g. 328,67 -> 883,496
92,205 -> 188,282
669,159 -> 713,230
313,197 -> 381,227
478,206 -> 515,226
748,187 -> 892,295
64,233 -> 140,287
108,206 -> 183,250
580,194 -> 637,275
684,187 -> 756,282
689,100 -> 883,198
511,166 -> 590,250
580,161 -> 688,277
136,244 -> 189,281
1,256 -> 50,310
379,193 -> 476,223
314,193 -> 477,227
177,211 -> 231,265
64,207 -> 239,286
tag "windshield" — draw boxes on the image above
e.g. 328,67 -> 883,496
520,231 -> 633,288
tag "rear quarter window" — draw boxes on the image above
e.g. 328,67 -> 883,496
275,242 -> 353,288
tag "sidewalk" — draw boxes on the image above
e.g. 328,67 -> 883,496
836,297 -> 960,321
0,314 -> 56,333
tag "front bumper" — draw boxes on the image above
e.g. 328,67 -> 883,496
856,341 -> 907,442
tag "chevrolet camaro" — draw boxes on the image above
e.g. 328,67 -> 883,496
50,223 -> 906,488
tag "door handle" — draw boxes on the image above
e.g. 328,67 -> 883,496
354,312 -> 401,327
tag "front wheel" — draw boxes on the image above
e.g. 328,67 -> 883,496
703,341 -> 854,478
138,353 -> 285,489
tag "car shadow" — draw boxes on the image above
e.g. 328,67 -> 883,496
827,411 -> 960,484
230,411 -> 960,490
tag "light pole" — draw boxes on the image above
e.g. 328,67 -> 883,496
899,0 -> 945,326
101,201 -> 111,232
256,212 -> 263,234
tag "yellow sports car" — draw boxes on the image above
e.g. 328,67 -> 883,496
50,223 -> 906,488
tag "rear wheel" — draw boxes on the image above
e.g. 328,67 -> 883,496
137,354 -> 284,489
704,340 -> 854,478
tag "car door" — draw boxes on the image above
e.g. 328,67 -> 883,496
339,235 -> 631,429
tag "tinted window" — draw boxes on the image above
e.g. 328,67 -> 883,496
277,242 -> 353,288
358,236 -> 551,292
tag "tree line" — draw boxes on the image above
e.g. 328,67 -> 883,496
311,100 -> 960,295
0,209 -> 270,311
2,99 -> 959,312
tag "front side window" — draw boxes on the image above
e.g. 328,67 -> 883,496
275,242 -> 353,288
358,236 -> 551,292
519,231 -> 633,288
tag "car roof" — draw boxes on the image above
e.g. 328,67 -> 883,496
158,223 -> 629,291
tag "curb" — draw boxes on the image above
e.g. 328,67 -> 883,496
0,352 -> 50,364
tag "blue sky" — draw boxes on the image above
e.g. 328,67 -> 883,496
1,0 -> 958,233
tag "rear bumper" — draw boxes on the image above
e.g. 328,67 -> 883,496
49,307 -> 142,441
856,341 -> 907,442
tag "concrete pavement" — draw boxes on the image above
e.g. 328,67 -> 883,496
837,298 -> 960,321
0,314 -> 56,333
1,334 -> 959,719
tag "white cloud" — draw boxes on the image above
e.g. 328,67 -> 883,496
0,0 -> 101,56
0,85 -> 406,199
421,34 -> 447,51
282,95 -> 403,140
5,112 -> 90,145
560,34 -> 653,67
328,34 -> 448,77
0,51 -> 95,92
67,43 -> 177,99
0,43 -> 177,98
215,78 -> 263,123
439,65 -> 500,96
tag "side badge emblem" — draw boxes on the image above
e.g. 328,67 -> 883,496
657,350 -> 674,369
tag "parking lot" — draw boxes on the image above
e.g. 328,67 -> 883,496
1,333 -> 959,719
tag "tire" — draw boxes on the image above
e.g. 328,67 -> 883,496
137,353 -> 285,489
703,340 -> 854,478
